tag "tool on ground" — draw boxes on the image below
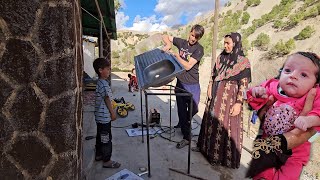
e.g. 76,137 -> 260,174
137,171 -> 148,177
149,108 -> 160,124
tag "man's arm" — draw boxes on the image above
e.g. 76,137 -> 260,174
172,53 -> 198,71
162,35 -> 173,51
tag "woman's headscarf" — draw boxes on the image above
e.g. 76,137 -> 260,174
214,32 -> 251,82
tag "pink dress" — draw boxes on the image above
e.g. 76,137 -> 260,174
247,79 -> 320,180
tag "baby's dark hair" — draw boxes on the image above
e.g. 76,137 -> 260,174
93,58 -> 111,77
128,74 -> 132,78
276,52 -> 320,83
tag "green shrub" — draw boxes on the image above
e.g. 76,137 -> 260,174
317,2 -> 320,12
210,16 -> 215,23
286,12 -> 304,28
280,0 -> 294,6
218,11 -> 241,38
303,0 -> 317,7
241,12 -> 250,24
252,19 -> 265,28
199,29 -> 213,56
270,39 -> 295,56
247,0 -> 261,7
225,1 -> 232,7
253,33 -> 270,50
242,26 -> 256,38
296,26 -> 315,40
305,6 -> 318,19
242,38 -> 251,55
273,20 -> 284,29
112,50 -> 120,58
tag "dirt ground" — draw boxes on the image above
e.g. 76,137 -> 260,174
83,69 -> 319,179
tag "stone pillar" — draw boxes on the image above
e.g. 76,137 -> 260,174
0,0 -> 83,179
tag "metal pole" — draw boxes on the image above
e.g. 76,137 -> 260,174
81,7 -> 101,21
140,89 -> 144,143
169,85 -> 172,140
145,93 -> 151,177
188,94 -> 193,174
99,20 -> 103,57
94,0 -> 110,40
211,0 -> 220,70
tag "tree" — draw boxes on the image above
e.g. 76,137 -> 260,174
112,50 -> 120,58
270,39 -> 295,56
273,20 -> 284,29
241,12 -> 250,24
114,0 -> 121,12
247,0 -> 261,7
253,33 -> 270,50
296,26 -> 315,40
286,12 -> 304,28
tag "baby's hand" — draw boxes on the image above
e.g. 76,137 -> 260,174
294,116 -> 310,131
251,87 -> 268,98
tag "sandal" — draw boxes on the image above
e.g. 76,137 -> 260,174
176,139 -> 190,149
191,146 -> 200,152
103,161 -> 121,168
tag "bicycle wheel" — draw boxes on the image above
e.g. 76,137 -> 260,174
125,102 -> 135,110
117,107 -> 128,117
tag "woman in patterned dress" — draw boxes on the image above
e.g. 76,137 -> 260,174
193,32 -> 251,168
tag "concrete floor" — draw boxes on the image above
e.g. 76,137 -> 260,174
83,73 -> 253,180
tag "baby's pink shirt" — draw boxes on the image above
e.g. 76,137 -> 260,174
247,79 -> 320,163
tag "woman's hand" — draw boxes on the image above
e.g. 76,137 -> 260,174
230,103 -> 242,116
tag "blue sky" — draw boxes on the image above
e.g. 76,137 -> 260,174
116,0 -> 227,32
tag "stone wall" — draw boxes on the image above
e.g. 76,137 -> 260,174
0,0 -> 83,179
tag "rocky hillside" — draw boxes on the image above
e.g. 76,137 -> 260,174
112,0 -> 320,86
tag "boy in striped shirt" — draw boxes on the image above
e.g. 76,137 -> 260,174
93,58 -> 120,168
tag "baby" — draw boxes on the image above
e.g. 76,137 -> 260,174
246,52 -> 320,179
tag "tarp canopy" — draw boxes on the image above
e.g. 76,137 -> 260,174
81,0 -> 117,40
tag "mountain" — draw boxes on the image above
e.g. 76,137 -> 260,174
112,0 -> 320,86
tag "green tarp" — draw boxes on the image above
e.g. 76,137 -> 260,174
81,0 -> 117,40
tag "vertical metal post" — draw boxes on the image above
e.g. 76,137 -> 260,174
99,20 -> 103,57
145,93 -> 151,177
188,93 -> 193,174
140,89 -> 144,143
211,0 -> 220,70
169,85 -> 172,140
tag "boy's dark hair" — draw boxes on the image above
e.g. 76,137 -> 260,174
93,58 -> 111,77
131,68 -> 135,73
190,24 -> 205,40
128,74 -> 132,78
276,52 -> 320,83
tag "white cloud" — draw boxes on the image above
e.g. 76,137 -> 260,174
154,0 -> 227,25
116,0 -> 229,32
116,11 -> 129,29
129,15 -> 169,32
